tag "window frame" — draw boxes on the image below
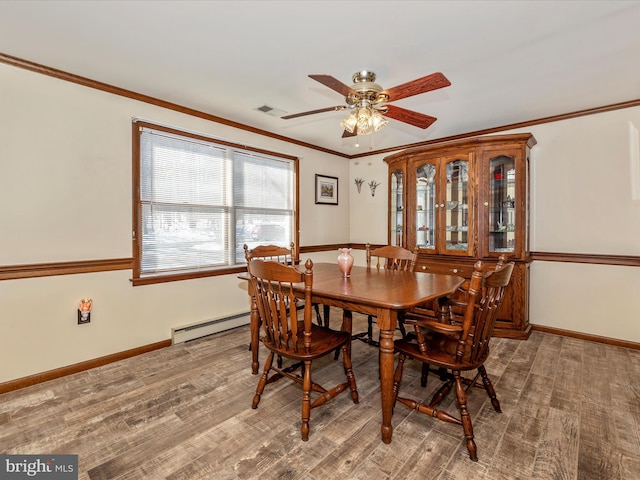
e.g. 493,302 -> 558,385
131,120 -> 299,285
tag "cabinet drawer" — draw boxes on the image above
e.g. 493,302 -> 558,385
416,262 -> 471,278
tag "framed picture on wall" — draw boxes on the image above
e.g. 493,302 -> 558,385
315,174 -> 339,205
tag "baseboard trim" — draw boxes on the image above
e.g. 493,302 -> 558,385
531,324 -> 640,350
0,339 -> 171,395
3,326 -> 638,395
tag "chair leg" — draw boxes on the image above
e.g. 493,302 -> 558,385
392,354 -> 407,408
312,303 -> 331,327
429,377 -> 454,407
453,370 -> 477,461
397,318 -> 407,338
335,309 -> 353,360
334,345 -> 341,360
301,360 -> 312,441
478,365 -> 501,413
420,362 -> 430,387
252,352 -> 274,409
323,304 -> 331,328
341,344 -> 359,404
352,314 -> 379,348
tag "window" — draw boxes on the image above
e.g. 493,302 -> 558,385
132,121 -> 298,285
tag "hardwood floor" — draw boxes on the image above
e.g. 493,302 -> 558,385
1,310 -> 639,479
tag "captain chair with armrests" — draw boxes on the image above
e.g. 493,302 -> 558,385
392,258 -> 515,461
247,257 -> 359,440
408,255 -> 509,387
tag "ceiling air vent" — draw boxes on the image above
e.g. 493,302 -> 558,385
256,104 -> 287,117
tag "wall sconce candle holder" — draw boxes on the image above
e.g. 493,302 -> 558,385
368,180 -> 381,196
78,298 -> 92,324
354,178 -> 364,193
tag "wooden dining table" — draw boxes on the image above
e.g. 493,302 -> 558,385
241,262 -> 465,444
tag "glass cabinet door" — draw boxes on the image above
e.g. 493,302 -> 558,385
443,157 -> 470,253
390,168 -> 404,246
488,154 -> 516,253
415,163 -> 437,250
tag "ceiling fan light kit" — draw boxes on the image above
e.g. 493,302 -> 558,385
283,70 -> 451,138
340,106 -> 388,135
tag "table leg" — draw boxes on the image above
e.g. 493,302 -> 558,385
342,309 -> 353,354
249,285 -> 260,375
378,314 -> 396,443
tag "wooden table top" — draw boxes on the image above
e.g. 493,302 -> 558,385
241,262 -> 464,312
309,263 -> 464,309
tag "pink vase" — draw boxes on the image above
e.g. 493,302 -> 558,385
337,248 -> 354,277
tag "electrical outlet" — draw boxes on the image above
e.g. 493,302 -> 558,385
77,310 -> 91,324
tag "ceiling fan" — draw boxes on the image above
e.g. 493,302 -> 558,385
282,70 -> 451,137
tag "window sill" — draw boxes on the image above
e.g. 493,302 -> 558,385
132,265 -> 247,286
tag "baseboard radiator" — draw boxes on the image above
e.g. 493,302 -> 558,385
172,312 -> 250,345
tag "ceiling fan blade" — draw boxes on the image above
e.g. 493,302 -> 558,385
342,126 -> 357,138
382,104 -> 437,129
281,105 -> 346,119
309,74 -> 359,97
380,72 -> 451,102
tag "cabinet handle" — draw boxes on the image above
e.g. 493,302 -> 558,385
440,203 -> 445,208
435,204 -> 439,209
421,265 -> 429,270
484,201 -> 489,206
450,268 -> 462,274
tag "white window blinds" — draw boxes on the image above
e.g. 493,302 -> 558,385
135,123 -> 295,280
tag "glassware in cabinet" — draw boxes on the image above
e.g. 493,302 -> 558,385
488,154 -> 516,254
444,158 -> 470,253
415,163 -> 436,249
390,168 -> 404,247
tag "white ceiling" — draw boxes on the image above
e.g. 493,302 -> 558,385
1,0 -> 639,157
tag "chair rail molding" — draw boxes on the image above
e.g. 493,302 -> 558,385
0,258 -> 133,281
530,251 -> 640,267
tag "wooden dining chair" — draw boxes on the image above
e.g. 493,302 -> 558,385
247,257 -> 359,440
243,242 -> 294,265
243,243 -> 329,326
433,255 -> 508,322
244,243 -> 330,373
409,255 -> 509,387
352,243 -> 419,346
392,258 -> 514,461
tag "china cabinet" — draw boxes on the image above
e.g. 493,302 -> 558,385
385,133 -> 536,338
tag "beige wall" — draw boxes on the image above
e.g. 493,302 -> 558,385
2,60 -> 639,384
524,110 -> 640,341
527,111 -> 640,255
0,63 -> 351,383
530,261 -> 640,341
